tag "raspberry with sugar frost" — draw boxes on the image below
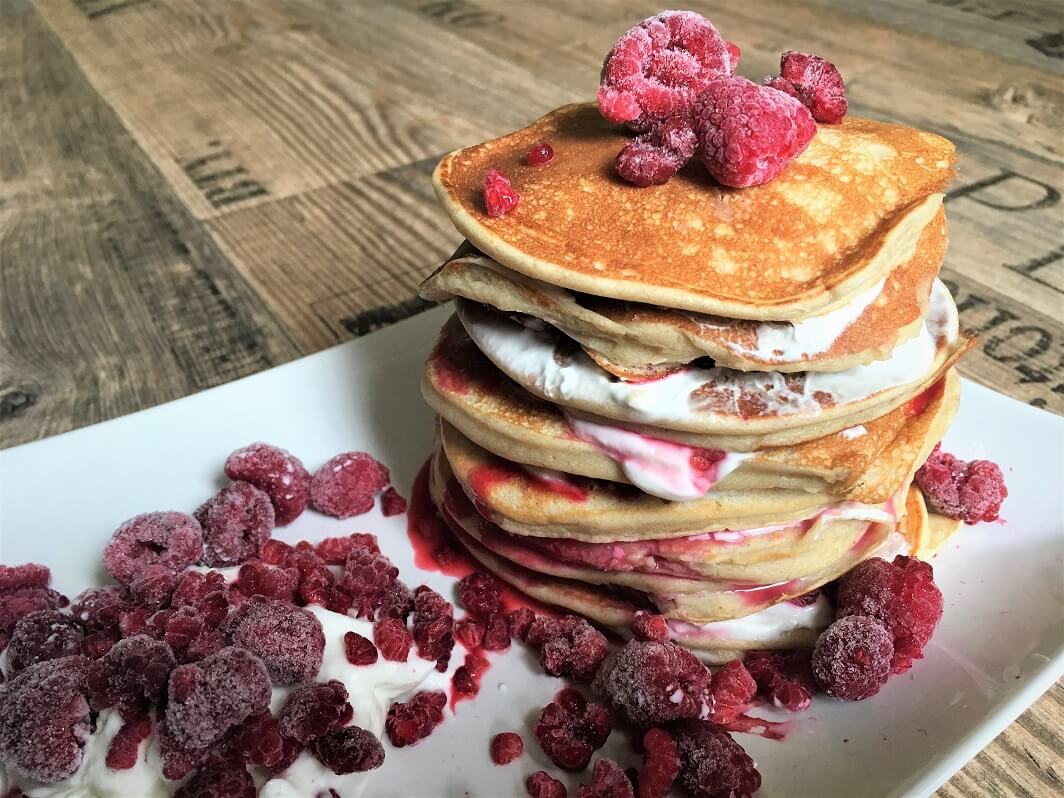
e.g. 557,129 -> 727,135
278,680 -> 352,743
692,75 -> 816,187
597,11 -> 737,132
310,452 -> 390,519
71,586 -> 129,633
615,116 -> 698,186
381,487 -> 408,516
7,610 -> 84,675
378,580 -> 414,623
812,615 -> 894,700
105,714 -> 152,770
86,634 -> 175,713
631,611 -> 670,643
129,565 -> 181,609
915,444 -> 1007,524
224,597 -> 324,684
344,631 -> 379,665
764,51 -> 848,124
342,545 -> 400,618
223,709 -> 284,767
577,758 -> 634,798
707,660 -> 756,725
0,563 -> 50,591
837,555 -> 943,672
672,720 -> 760,798
458,572 -> 503,620
195,482 -> 275,568
102,512 -> 204,585
527,142 -> 555,166
374,617 -> 413,662
224,442 -> 311,526
412,585 -> 454,664
490,731 -> 524,765
165,646 -> 272,750
483,169 -> 521,217
638,728 -> 679,798
171,571 -> 230,628
527,615 -> 609,682
0,588 -> 68,649
385,690 -> 447,747
290,551 -> 335,607
593,639 -> 712,727
527,771 -> 568,798
0,656 -> 92,783
173,759 -> 255,798
312,725 -> 385,774
534,688 -> 613,771
743,650 -> 815,712
230,560 -> 298,604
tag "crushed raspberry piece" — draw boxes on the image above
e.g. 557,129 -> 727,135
0,656 -> 92,783
381,487 -> 408,517
638,728 -> 679,798
0,587 -> 67,649
102,512 -> 204,585
412,586 -> 455,664
311,725 -> 385,774
0,564 -> 50,591
171,571 -> 231,628
743,650 -> 815,712
527,615 -> 609,682
527,142 -> 555,166
534,689 -> 613,771
672,720 -> 760,798
195,482 -> 275,568
490,731 -> 524,765
374,617 -> 413,662
597,11 -> 737,132
692,75 -> 816,187
344,631 -> 379,665
481,613 -> 512,652
315,534 -> 381,565
310,452 -> 391,519
615,116 -> 698,186
593,639 -> 712,727
105,714 -> 152,770
455,618 -> 485,650
71,587 -> 129,633
173,760 -> 255,798
341,545 -> 400,618
577,758 -> 634,798
764,51 -> 847,124
223,597 -> 324,684
230,560 -> 299,604
915,444 -> 1008,524
507,607 -> 536,641
378,581 -> 415,622
527,771 -> 568,798
707,660 -> 756,725
385,690 -> 447,748
837,555 -> 944,672
129,565 -> 181,610
631,612 -> 670,643
457,572 -> 503,620
6,610 -> 84,675
86,634 -> 176,713
452,652 -> 489,696
165,646 -> 272,750
269,736 -> 304,776
278,680 -> 352,743
224,709 -> 285,767
483,169 -> 521,217
224,442 -> 311,526
812,615 -> 894,700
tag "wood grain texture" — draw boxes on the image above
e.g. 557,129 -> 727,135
4,0 -> 1063,793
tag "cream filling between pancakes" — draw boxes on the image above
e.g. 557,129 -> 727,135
667,593 -> 834,644
456,280 -> 957,429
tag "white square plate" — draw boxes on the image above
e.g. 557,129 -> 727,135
2,306 -> 1062,798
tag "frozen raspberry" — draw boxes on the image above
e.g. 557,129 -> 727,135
631,612 -> 669,643
412,586 -> 454,663
597,11 -> 737,132
0,656 -> 92,783
71,587 -> 129,633
378,581 -> 415,622
764,51 -> 847,124
672,720 -> 760,798
158,722 -> 209,780
615,116 -> 698,186
224,597 -> 324,684
812,615 -> 894,700
381,487 -> 408,517
481,613 -> 511,652
260,539 -> 294,565
373,617 -> 412,662
341,546 -> 400,618
224,442 -> 311,526
102,512 -> 204,585
278,680 -> 352,743
7,610 -> 84,675
312,726 -> 384,774
455,618 -> 485,650
452,652 -> 489,696
527,615 -> 608,682
577,758 -> 633,798
593,639 -> 711,728
458,572 -> 503,620
534,689 -> 613,771
310,452 -> 390,519
527,771 -> 568,798
527,142 -> 555,166
507,607 -> 536,641
743,650 -> 815,712
315,533 -> 380,564
837,555 -> 944,672
290,551 -> 336,607
129,565 -> 181,610
171,571 -> 230,628
706,660 -> 756,724
165,646 -> 272,750
0,564 -> 50,591
230,560 -> 299,604
341,631 -> 377,665
0,588 -> 68,649
105,714 -> 152,770
195,482 -> 275,568
638,728 -> 679,798
87,634 -> 176,713
483,169 -> 521,217
173,760 -> 255,798
268,736 -> 304,776
692,75 -> 816,187
915,444 -> 1008,524
224,710 -> 284,767
385,690 -> 447,748
490,731 -> 524,765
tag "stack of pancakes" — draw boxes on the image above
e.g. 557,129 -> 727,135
419,104 -> 972,660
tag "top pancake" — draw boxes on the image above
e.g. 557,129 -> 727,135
433,103 -> 955,320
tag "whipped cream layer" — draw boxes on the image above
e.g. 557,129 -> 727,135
457,280 -> 957,429
668,593 -> 834,644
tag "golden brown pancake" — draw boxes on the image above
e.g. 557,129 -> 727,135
433,103 -> 954,320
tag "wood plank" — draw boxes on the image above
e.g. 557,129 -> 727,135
0,5 -> 297,449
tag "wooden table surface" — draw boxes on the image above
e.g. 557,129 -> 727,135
1,0 -> 1061,793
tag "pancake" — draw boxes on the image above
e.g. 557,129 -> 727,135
421,207 -> 946,376
433,103 -> 954,320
